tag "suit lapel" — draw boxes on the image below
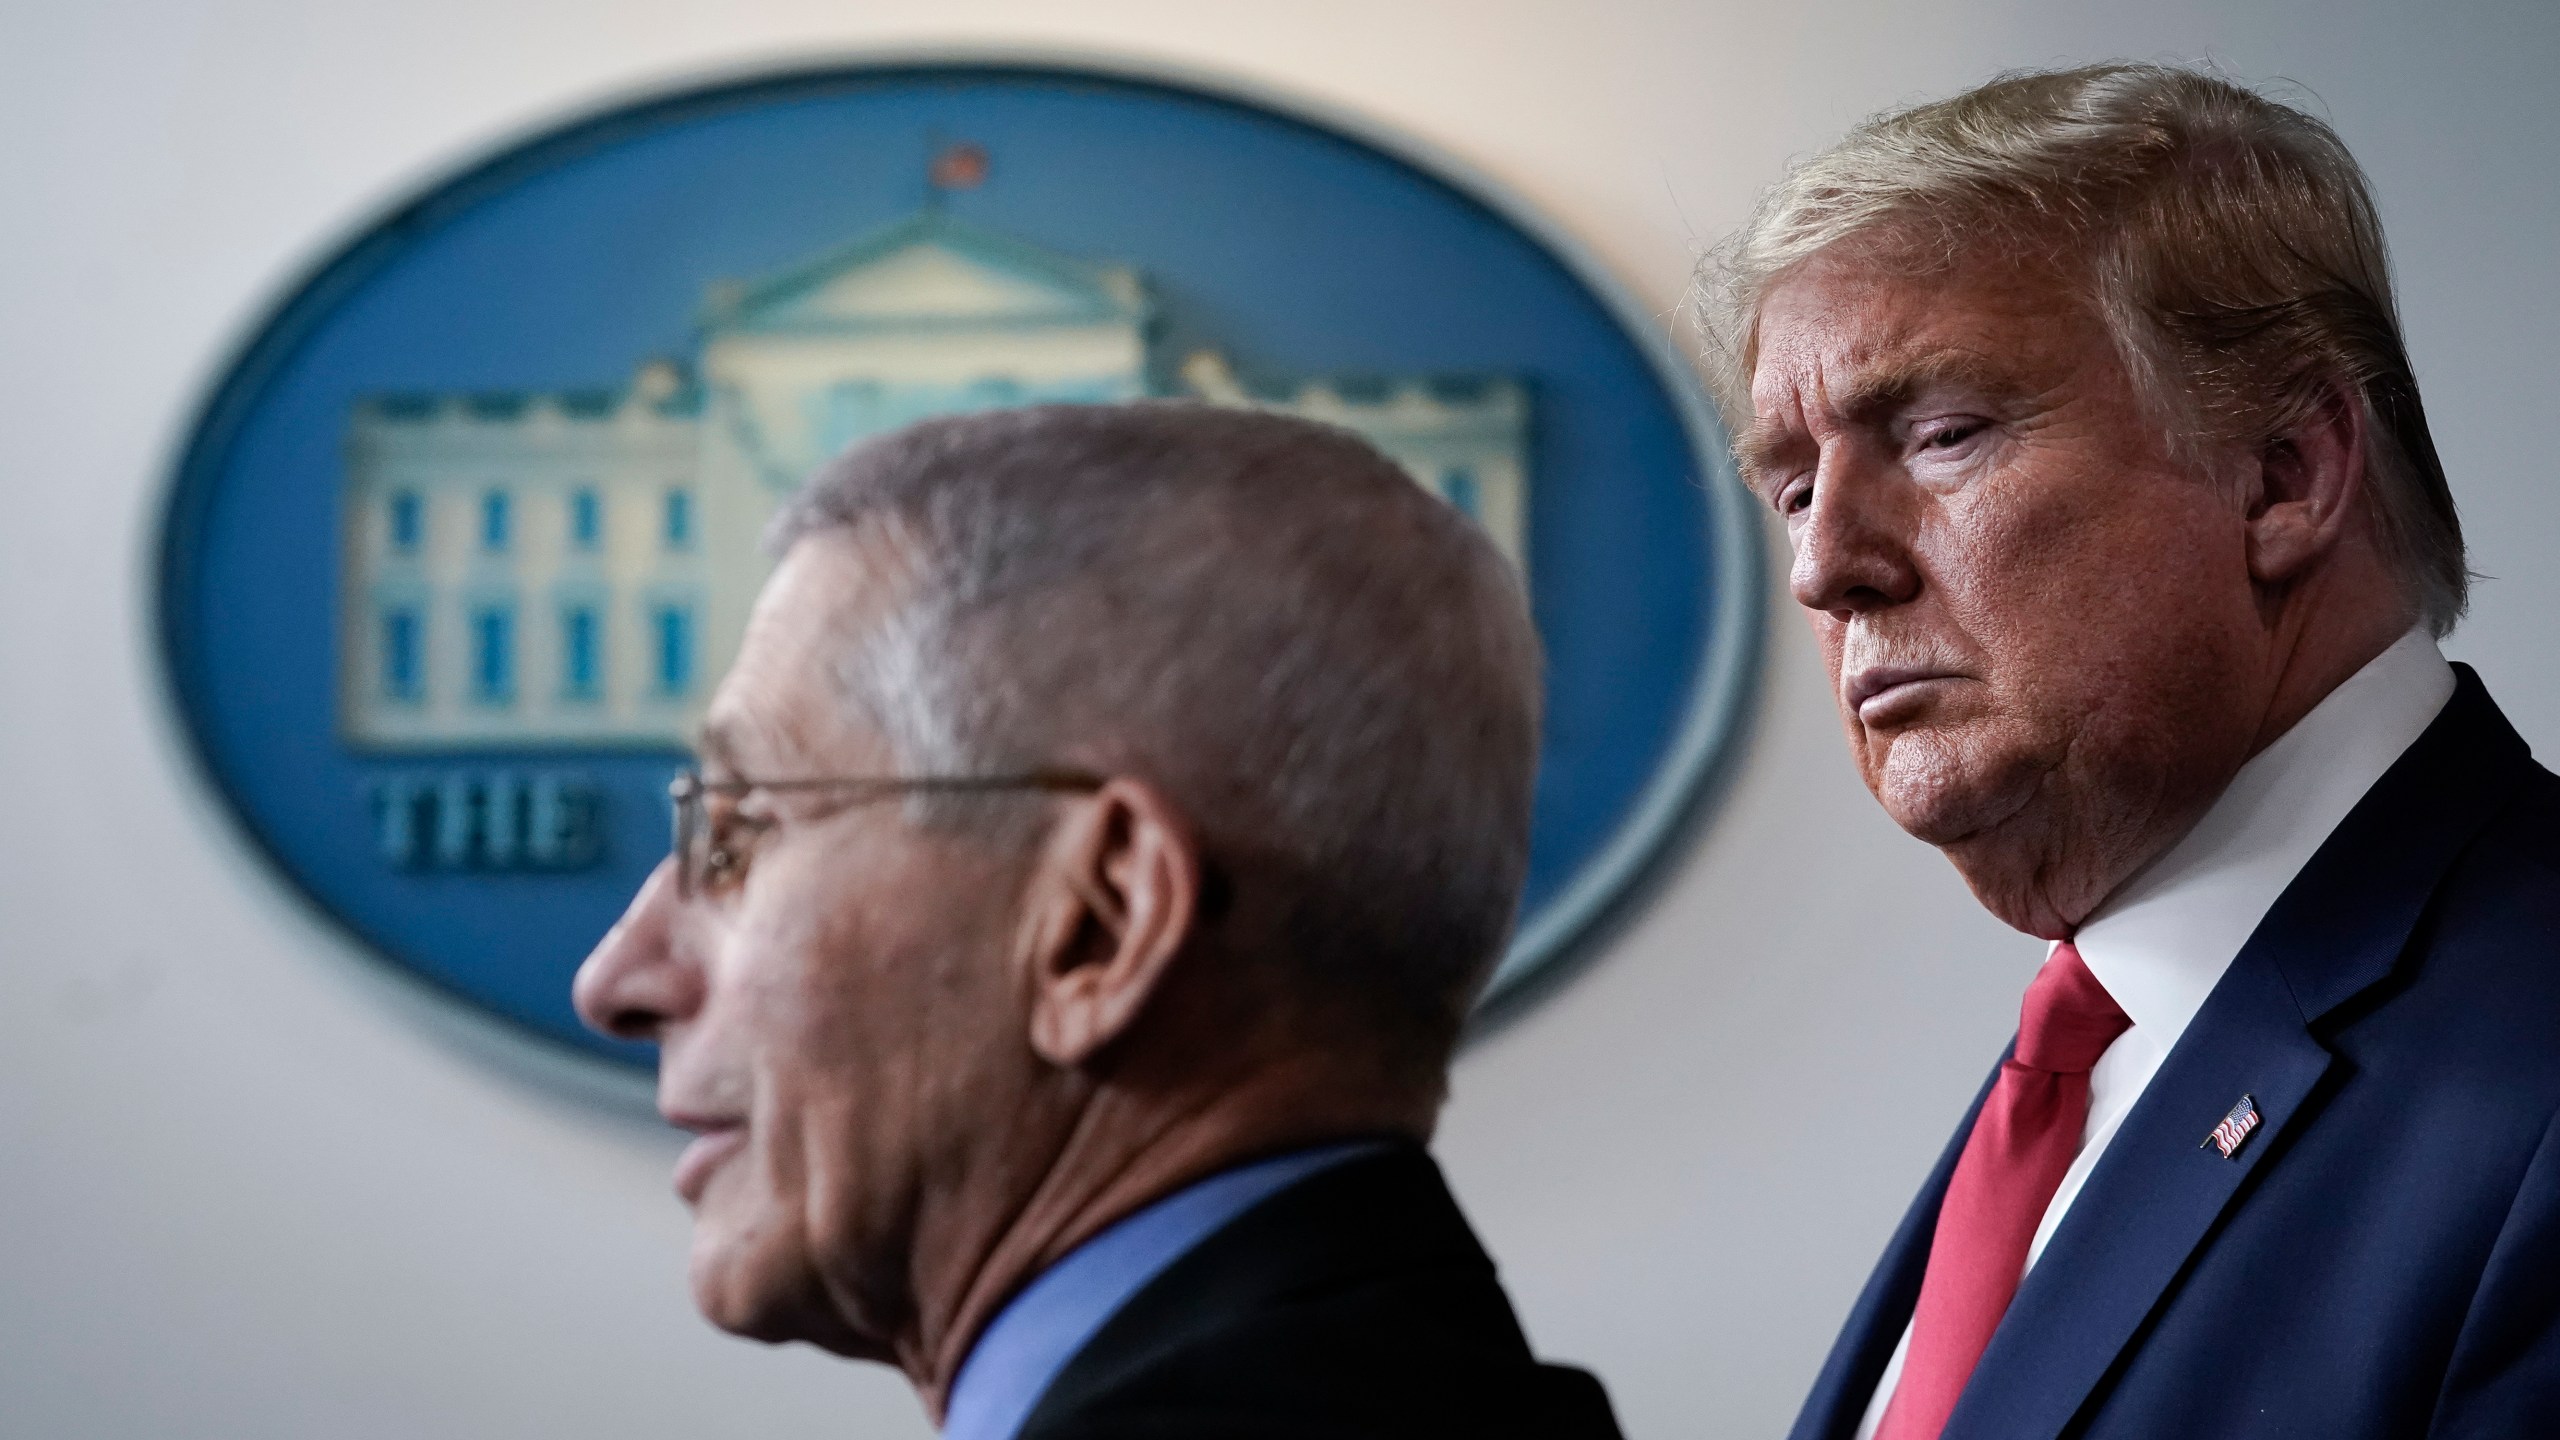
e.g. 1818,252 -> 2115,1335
1943,961 -> 2332,1440
1941,667 -> 2530,1440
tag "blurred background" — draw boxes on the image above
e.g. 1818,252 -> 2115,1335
4,2 -> 2555,1437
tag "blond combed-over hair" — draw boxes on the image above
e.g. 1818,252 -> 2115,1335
1694,62 -> 2468,634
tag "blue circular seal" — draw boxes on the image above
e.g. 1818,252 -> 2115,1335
157,59 -> 1759,1072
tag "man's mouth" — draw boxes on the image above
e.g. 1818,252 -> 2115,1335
1845,663 -> 1966,724
666,1112 -> 747,1205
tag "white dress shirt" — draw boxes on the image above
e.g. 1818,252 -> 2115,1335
1853,627 -> 2455,1439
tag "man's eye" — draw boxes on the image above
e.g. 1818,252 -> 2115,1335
1917,421 -> 1986,451
1778,480 -> 1814,515
701,839 -> 747,890
701,813 -> 772,893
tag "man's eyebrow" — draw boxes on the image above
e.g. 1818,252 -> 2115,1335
693,717 -> 747,776
1832,351 -> 2010,425
696,702 -> 825,783
1735,421 -> 1806,490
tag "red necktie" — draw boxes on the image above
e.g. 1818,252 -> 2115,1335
1875,942 -> 2130,1440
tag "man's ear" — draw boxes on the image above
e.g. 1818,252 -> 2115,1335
2245,376 -> 2369,588
1015,777 -> 1203,1068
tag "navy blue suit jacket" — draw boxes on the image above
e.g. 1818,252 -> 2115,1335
1792,667 -> 2560,1440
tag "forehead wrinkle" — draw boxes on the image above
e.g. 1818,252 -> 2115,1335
708,535 -> 910,785
696,696 -> 805,780
1740,333 -> 1833,461
1738,333 -> 1849,489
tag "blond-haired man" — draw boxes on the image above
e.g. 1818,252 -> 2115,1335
1700,64 -> 2560,1440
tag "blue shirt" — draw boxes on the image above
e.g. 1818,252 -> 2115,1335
941,1142 -> 1383,1440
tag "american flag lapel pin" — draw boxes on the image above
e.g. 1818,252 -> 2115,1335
2201,1094 -> 2261,1159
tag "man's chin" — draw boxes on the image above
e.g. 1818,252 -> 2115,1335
687,1232 -> 895,1361
688,1231 -> 804,1342
1871,736 -> 2043,850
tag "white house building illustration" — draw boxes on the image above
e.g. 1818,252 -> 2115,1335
339,208 -> 1531,751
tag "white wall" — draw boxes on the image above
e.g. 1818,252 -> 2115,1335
5,3 -> 2555,1437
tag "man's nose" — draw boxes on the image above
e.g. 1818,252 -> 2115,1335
571,860 -> 703,1044
1789,457 -> 1923,617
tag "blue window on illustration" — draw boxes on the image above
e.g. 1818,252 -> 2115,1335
655,605 -> 695,696
1441,467 -> 1481,520
663,488 -> 694,550
570,488 -> 601,551
561,606 -> 600,700
472,605 -> 516,703
389,491 -> 423,553
380,608 -> 422,701
481,490 -> 511,551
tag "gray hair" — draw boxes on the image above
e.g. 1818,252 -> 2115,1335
768,402 -> 1543,1060
1694,62 -> 2468,634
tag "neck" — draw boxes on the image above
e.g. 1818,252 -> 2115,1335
896,1049 -> 1434,1418
2244,591 -> 2420,763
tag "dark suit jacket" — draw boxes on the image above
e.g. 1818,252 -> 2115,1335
1019,1142 -> 1624,1440
1791,666 -> 2560,1440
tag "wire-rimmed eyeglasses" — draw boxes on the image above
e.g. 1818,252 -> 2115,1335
666,768 -> 1105,899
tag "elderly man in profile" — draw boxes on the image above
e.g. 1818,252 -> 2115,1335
571,404 -> 1622,1439
1699,64 -> 2560,1440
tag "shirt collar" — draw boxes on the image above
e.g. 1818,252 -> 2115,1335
940,1141 -> 1384,1440
2069,625 -> 2454,1045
